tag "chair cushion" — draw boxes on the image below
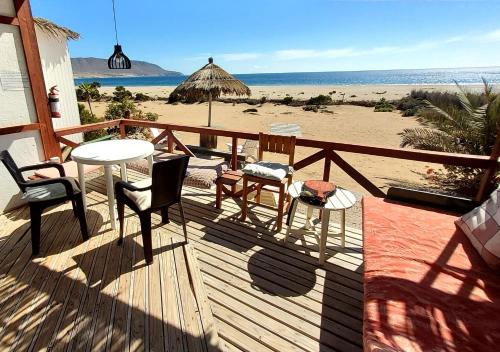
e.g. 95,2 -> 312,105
34,161 -> 102,179
123,178 -> 152,211
23,178 -> 80,202
126,152 -> 228,189
242,161 -> 292,181
455,188 -> 500,269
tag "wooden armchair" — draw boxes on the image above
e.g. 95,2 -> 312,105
240,133 -> 296,232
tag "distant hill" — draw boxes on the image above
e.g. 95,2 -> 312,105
71,57 -> 182,78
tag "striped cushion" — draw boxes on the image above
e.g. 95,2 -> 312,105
455,188 -> 500,269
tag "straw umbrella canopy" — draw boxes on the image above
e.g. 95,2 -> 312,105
171,57 -> 251,127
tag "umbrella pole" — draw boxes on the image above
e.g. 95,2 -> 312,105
208,91 -> 212,127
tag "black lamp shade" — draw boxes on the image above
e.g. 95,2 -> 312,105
108,45 -> 131,69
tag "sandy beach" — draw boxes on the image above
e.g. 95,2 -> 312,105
91,84 -> 469,195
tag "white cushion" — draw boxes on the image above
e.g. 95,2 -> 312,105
242,161 -> 292,181
455,188 -> 500,269
123,178 -> 152,211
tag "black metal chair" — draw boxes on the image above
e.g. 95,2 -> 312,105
0,150 -> 89,255
115,155 -> 190,264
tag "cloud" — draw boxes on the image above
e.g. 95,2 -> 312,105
186,27 -> 500,66
218,52 -> 261,61
274,48 -> 355,60
481,29 -> 500,43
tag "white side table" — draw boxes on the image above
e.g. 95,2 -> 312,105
71,139 -> 154,230
285,181 -> 356,264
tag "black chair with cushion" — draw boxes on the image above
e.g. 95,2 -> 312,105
0,150 -> 89,255
115,155 -> 190,264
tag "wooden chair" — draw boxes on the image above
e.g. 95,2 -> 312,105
0,150 -> 89,255
240,133 -> 296,232
115,155 -> 190,264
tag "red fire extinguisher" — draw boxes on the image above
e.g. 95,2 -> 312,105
48,85 -> 61,118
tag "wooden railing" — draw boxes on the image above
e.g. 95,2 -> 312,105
49,118 -> 500,201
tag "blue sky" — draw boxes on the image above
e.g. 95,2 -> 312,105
32,0 -> 500,75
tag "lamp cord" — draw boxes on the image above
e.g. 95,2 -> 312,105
112,0 -> 119,44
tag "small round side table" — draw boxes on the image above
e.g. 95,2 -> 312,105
285,181 -> 357,264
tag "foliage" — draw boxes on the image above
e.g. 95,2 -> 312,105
307,94 -> 333,105
105,97 -> 158,138
395,96 -> 423,116
78,103 -> 106,142
374,98 -> 394,112
260,96 -> 267,104
135,92 -> 152,102
76,82 -> 101,115
113,86 -> 133,102
400,80 -> 500,195
282,96 -> 294,105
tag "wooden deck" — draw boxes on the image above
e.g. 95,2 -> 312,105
0,170 -> 364,351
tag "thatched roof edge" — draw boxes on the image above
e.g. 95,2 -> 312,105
34,17 -> 80,40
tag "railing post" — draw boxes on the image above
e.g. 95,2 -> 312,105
119,122 -> 126,139
231,137 -> 238,171
323,150 -> 331,182
476,128 -> 500,201
167,127 -> 174,153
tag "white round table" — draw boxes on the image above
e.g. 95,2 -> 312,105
71,139 -> 154,230
285,181 -> 357,264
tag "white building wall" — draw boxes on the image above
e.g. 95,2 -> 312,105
36,27 -> 82,142
0,0 -> 82,212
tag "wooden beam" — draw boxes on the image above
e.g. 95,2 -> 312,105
231,137 -> 238,171
151,129 -> 169,145
0,122 -> 40,135
0,15 -> 19,25
119,123 -> 126,139
323,156 -> 331,182
476,129 -> 500,201
55,120 -> 121,136
293,150 -> 326,171
57,136 -> 79,149
15,0 -> 60,160
167,130 -> 195,157
329,150 -> 386,198
119,119 -> 495,169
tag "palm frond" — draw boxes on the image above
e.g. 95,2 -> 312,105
400,128 -> 459,153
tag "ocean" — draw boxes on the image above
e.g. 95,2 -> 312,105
75,67 -> 500,87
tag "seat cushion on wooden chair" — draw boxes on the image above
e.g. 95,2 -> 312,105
242,161 -> 293,181
23,178 -> 80,202
123,178 -> 152,211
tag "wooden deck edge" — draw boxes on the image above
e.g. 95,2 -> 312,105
183,242 -> 224,352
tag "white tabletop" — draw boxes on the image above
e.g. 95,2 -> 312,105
288,181 -> 356,210
71,139 -> 154,165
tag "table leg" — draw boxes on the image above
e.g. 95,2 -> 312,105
120,163 -> 128,182
305,206 -> 314,230
104,165 -> 117,230
319,209 -> 330,265
341,209 -> 346,247
284,198 -> 298,244
147,155 -> 153,177
77,162 -> 87,212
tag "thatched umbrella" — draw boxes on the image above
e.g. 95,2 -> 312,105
172,57 -> 251,127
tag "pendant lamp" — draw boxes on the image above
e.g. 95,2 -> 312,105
108,0 -> 131,69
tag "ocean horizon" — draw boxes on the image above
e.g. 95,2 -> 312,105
75,66 -> 500,87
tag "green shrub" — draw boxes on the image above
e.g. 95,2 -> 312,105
260,96 -> 267,104
307,94 -> 333,105
401,80 -> 500,195
374,98 -> 394,112
113,86 -> 133,102
282,96 -> 294,105
78,103 -> 107,142
135,92 -> 152,102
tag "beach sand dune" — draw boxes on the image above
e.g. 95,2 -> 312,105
92,84 -> 446,195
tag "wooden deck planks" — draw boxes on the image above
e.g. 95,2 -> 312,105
0,169 -> 364,351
